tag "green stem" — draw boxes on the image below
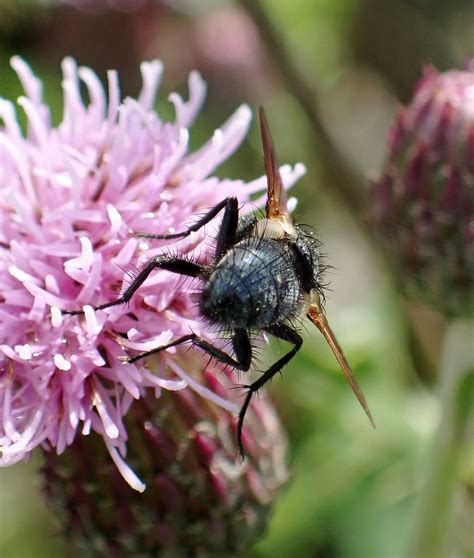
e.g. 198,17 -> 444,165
238,0 -> 368,218
407,319 -> 474,558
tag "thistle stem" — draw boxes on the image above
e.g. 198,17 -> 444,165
407,319 -> 474,557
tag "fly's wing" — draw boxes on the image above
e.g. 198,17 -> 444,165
307,291 -> 375,428
259,107 -> 289,220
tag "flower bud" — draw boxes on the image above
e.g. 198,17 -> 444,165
371,65 -> 474,316
42,363 -> 288,557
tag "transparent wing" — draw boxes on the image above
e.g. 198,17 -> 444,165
259,107 -> 289,220
307,291 -> 375,428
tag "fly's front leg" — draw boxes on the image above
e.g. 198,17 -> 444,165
136,197 -> 239,247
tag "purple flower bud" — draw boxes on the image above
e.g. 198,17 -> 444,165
42,368 -> 288,556
370,64 -> 474,316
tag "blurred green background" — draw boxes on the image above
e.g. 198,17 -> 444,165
0,1 -> 472,557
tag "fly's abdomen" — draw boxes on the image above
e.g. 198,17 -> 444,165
200,238 -> 301,329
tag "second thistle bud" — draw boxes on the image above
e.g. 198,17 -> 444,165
42,360 -> 288,558
371,64 -> 474,317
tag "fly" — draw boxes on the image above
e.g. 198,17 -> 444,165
65,108 -> 375,456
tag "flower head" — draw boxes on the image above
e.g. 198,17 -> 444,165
0,57 -> 305,489
370,64 -> 474,316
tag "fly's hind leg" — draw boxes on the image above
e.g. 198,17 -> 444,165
237,323 -> 302,458
124,328 -> 254,455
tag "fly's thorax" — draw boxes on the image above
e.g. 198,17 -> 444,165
253,216 -> 298,240
199,237 -> 302,329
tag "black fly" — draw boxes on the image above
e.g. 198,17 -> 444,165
65,108 -> 374,456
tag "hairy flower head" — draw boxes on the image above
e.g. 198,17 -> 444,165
0,57 -> 305,490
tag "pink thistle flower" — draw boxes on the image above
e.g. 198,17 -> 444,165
0,57 -> 305,491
